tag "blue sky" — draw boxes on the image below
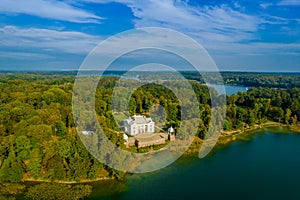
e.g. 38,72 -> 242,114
0,0 -> 299,72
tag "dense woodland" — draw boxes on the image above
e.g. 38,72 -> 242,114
0,72 -> 299,192
183,71 -> 300,88
2,71 -> 300,88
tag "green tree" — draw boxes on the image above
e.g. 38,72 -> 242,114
28,148 -> 42,178
246,110 -> 256,127
14,136 -> 32,161
291,115 -> 298,126
25,183 -> 92,200
285,108 -> 292,125
223,118 -> 232,131
26,124 -> 52,142
55,121 -> 68,137
0,125 -> 6,136
0,154 -> 24,183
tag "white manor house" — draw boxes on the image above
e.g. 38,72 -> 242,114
124,115 -> 155,136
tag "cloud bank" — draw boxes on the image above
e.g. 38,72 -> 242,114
0,0 -> 102,23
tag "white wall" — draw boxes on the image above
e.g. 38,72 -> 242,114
124,120 -> 155,135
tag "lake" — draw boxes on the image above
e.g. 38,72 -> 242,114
209,84 -> 248,96
88,127 -> 300,200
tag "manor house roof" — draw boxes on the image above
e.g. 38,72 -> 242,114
126,115 -> 153,125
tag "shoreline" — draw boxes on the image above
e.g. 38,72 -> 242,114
217,122 -> 281,145
184,122 -> 300,156
22,177 -> 114,185
19,122 -> 300,185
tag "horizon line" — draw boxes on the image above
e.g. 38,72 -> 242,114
1,70 -> 300,74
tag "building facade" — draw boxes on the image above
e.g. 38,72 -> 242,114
124,115 -> 155,136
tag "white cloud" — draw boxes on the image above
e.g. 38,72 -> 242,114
123,1 -> 262,55
0,51 -> 54,60
277,0 -> 300,6
0,0 -> 103,23
262,15 -> 291,25
78,0 -> 300,62
262,0 -> 300,7
139,2 -> 256,36
0,25 -> 101,54
86,0 -> 259,44
1,0 -> 298,70
260,3 -> 273,9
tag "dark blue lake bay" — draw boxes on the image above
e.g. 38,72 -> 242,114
88,127 -> 300,200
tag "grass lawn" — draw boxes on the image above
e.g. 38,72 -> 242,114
113,113 -> 128,123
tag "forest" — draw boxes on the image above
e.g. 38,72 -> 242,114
182,71 -> 300,88
0,72 -> 299,198
2,71 -> 299,88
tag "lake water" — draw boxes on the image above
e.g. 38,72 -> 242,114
88,127 -> 300,200
209,84 -> 248,96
